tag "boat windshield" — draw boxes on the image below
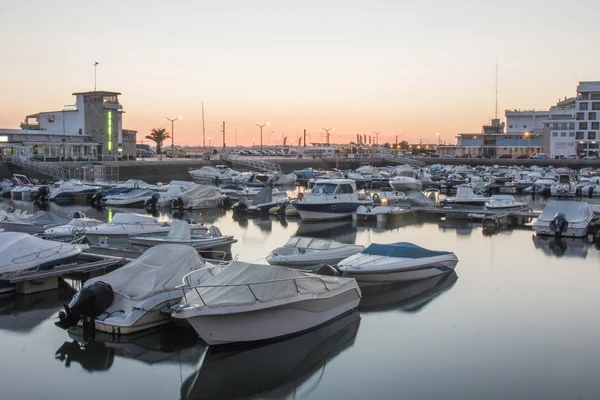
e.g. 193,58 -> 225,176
311,183 -> 339,195
284,236 -> 332,249
558,175 -> 570,184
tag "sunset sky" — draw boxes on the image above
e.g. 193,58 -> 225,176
1,0 -> 599,146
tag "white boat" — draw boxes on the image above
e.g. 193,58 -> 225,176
0,233 -> 87,293
0,211 -> 70,234
551,174 -> 576,197
441,186 -> 490,207
353,205 -> 406,223
115,179 -> 160,191
271,172 -> 297,186
533,200 -> 593,238
172,261 -> 362,345
103,189 -> 157,207
338,242 -> 459,284
373,190 -> 407,205
129,220 -> 236,250
189,166 -> 238,182
56,244 -> 223,335
220,186 -> 286,202
172,185 -> 226,210
41,215 -> 104,240
85,213 -> 170,247
49,180 -> 101,203
266,236 -> 364,268
294,179 -> 372,221
484,195 -> 528,210
232,187 -> 284,216
389,176 -> 422,191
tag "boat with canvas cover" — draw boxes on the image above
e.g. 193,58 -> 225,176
484,195 -> 528,210
232,187 -> 283,216
0,211 -> 70,234
338,242 -> 458,284
103,189 -> 157,207
533,200 -> 593,238
129,220 -> 236,250
389,176 -> 422,191
189,166 -> 238,182
440,185 -> 489,207
49,180 -> 101,203
266,236 -> 364,268
55,244 -> 223,335
172,261 -> 362,345
84,213 -> 170,247
171,185 -> 227,210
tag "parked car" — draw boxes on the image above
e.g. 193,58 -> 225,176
583,155 -> 598,160
566,155 -> 578,160
460,154 -> 471,158
516,155 -> 528,159
498,154 -> 512,159
531,153 -> 548,159
429,153 -> 440,158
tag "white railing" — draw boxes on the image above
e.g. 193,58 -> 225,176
226,154 -> 282,173
10,156 -> 70,180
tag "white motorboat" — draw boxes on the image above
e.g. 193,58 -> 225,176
294,179 -> 372,221
129,220 -> 236,250
103,189 -> 157,207
56,244 -> 223,335
373,190 -> 407,205
266,236 -> 364,268
41,215 -> 104,240
0,211 -> 70,234
551,174 -> 576,197
220,186 -> 286,202
441,186 -> 490,207
232,187 -> 284,216
49,180 -> 101,203
172,261 -> 362,345
338,242 -> 459,284
353,205 -> 406,223
154,181 -> 197,208
533,200 -> 593,238
389,176 -> 422,191
115,179 -> 160,191
172,185 -> 226,210
85,213 -> 170,247
271,172 -> 297,186
0,233 -> 87,293
484,195 -> 528,210
189,165 -> 238,182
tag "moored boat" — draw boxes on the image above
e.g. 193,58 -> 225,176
294,179 -> 372,221
266,236 -> 364,268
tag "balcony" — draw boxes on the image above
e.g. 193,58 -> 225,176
102,102 -> 122,110
20,123 -> 40,130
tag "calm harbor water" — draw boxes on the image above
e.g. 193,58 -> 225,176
2,193 -> 600,399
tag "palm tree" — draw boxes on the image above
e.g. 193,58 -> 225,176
145,127 -> 171,155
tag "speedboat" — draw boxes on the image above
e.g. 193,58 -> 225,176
266,236 -> 364,268
55,244 -> 223,335
389,176 -> 422,191
0,233 -> 87,293
84,213 -> 170,247
551,174 -> 576,197
49,180 -> 101,203
232,187 -> 283,216
293,179 -> 372,221
155,183 -> 196,208
115,179 -> 160,191
338,242 -> 459,284
189,166 -> 238,182
441,185 -> 489,207
533,200 -> 593,238
41,214 -> 104,241
353,205 -> 406,223
172,261 -> 362,345
172,185 -> 227,210
0,211 -> 70,234
271,172 -> 297,186
129,220 -> 236,250
373,190 -> 407,205
103,189 -> 157,207
484,195 -> 528,210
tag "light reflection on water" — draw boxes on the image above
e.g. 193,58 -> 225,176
1,193 -> 600,399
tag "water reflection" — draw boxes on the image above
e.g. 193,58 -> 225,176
359,272 -> 458,313
181,311 -> 360,400
0,285 -> 76,333
296,221 -> 357,244
532,235 -> 592,258
437,218 -> 477,236
55,326 -> 205,372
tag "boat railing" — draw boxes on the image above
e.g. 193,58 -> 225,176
177,275 -> 332,306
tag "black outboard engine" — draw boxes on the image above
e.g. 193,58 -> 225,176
33,186 -> 50,203
314,264 -> 340,277
88,191 -> 103,206
172,196 -> 185,210
232,198 -> 249,214
145,193 -> 160,211
549,213 -> 568,237
56,281 -> 114,330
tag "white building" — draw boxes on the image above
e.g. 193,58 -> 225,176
574,82 -> 600,157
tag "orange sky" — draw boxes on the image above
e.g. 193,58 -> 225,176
1,1 -> 599,146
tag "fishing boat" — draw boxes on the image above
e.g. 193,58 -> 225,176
55,244 -> 223,335
172,261 -> 362,345
338,242 -> 459,284
129,220 -> 236,250
441,186 -> 489,207
533,200 -> 593,238
293,179 -> 372,221
266,236 -> 364,268
0,211 -> 70,234
84,213 -> 170,247
484,195 -> 528,210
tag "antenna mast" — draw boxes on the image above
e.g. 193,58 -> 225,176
201,101 -> 206,148
494,60 -> 499,120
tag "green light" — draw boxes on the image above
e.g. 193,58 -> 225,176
107,111 -> 113,152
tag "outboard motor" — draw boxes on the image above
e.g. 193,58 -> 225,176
88,191 -> 103,206
55,281 -> 114,330
549,213 -> 568,237
588,187 -> 595,198
232,198 -> 249,214
172,196 -> 185,211
208,225 -> 222,237
33,186 -> 50,203
314,264 -> 340,277
145,193 -> 160,211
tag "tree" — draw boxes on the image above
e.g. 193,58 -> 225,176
399,140 -> 409,149
145,127 -> 171,155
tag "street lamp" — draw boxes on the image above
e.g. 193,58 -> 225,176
252,138 -> 255,147
372,131 -> 382,146
524,131 -> 530,157
255,122 -> 270,155
436,132 -> 441,154
208,137 -> 211,147
321,127 -> 333,145
165,116 -> 181,157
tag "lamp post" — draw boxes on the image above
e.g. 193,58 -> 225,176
321,127 -> 333,145
208,137 -> 211,147
372,131 -> 382,146
436,132 -> 441,154
255,122 -> 269,155
524,131 -> 530,158
165,116 -> 181,157
252,138 -> 255,147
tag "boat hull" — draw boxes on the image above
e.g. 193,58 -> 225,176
295,202 -> 368,221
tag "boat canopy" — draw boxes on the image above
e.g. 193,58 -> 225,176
184,261 -> 358,308
0,232 -> 83,270
361,242 -> 452,259
537,201 -> 592,224
183,185 -> 221,199
86,244 -> 210,301
109,213 -> 158,224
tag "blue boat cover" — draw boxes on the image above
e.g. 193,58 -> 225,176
362,242 -> 452,259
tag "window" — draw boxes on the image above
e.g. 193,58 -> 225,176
589,132 -> 597,140
570,123 -> 576,130
523,125 -> 527,128
576,132 -> 584,140
580,102 -> 589,111
103,95 -> 118,103
589,112 -> 597,120
589,142 -> 600,149
569,132 -> 575,137
576,112 -> 585,120
509,125 -> 513,128
593,102 -> 600,111
544,123 -> 549,128
47,114 -> 55,123
552,132 -> 558,137
579,122 -> 588,130
561,132 -> 566,137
